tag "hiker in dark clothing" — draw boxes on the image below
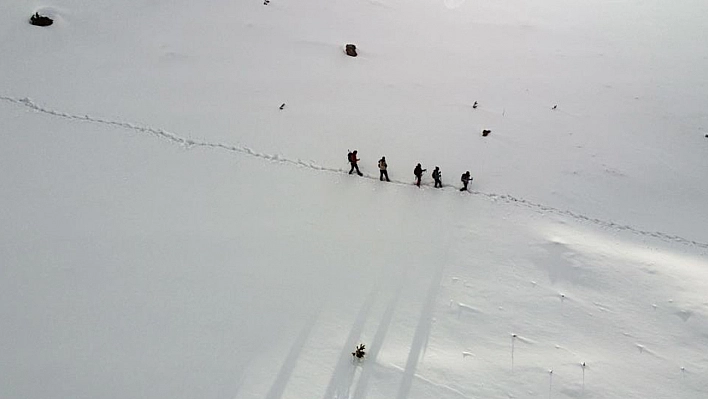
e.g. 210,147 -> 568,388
432,166 -> 442,188
378,156 -> 390,181
413,163 -> 426,187
460,171 -> 473,191
348,150 -> 363,176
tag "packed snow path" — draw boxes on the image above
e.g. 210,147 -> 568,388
3,94 -> 706,250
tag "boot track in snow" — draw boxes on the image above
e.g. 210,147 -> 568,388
2,95 -> 706,250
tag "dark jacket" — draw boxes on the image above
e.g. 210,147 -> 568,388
414,164 -> 425,177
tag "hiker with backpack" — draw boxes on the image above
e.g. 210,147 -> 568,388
348,150 -> 363,176
413,163 -> 426,187
432,166 -> 442,188
378,156 -> 390,182
460,171 -> 473,191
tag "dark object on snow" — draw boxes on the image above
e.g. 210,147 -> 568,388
348,150 -> 362,176
472,101 -> 478,109
352,344 -> 366,359
432,166 -> 442,188
705,134 -> 708,138
378,157 -> 390,182
279,103 -> 285,110
460,171 -> 473,191
263,0 -> 270,5
345,44 -> 358,57
482,129 -> 491,137
30,12 -> 53,27
552,105 -> 557,110
414,163 -> 426,187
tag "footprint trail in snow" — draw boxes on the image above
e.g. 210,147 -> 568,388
2,95 -> 706,250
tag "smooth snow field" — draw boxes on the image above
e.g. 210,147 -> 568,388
1,1 -> 707,398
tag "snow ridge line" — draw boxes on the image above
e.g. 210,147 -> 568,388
3,95 -> 707,250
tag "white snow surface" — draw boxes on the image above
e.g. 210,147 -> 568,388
1,1 -> 707,398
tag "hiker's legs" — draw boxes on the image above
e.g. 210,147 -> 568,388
383,170 -> 389,181
349,163 -> 355,174
355,164 -> 362,176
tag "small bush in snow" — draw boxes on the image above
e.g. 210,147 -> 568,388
352,343 -> 366,359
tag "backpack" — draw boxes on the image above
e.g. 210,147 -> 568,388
432,169 -> 439,179
348,152 -> 354,162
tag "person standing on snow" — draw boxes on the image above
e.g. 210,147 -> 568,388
460,171 -> 473,191
432,166 -> 442,188
413,163 -> 426,187
348,150 -> 363,176
378,156 -> 390,182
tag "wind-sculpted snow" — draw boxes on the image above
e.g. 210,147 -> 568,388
3,95 -> 707,250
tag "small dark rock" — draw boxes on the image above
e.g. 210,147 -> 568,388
30,12 -> 53,27
482,129 -> 491,137
279,103 -> 286,110
345,44 -> 357,57
705,134 -> 708,138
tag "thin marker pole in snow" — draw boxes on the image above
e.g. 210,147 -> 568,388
548,369 -> 553,399
511,334 -> 516,372
581,362 -> 586,395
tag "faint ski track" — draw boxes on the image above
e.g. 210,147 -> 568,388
3,95 -> 707,250
386,363 -> 471,399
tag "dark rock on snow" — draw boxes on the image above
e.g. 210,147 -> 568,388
30,12 -> 53,27
345,44 -> 357,57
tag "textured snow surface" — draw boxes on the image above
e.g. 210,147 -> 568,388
1,1 -> 707,398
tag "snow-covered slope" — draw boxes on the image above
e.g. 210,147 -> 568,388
1,1 -> 707,398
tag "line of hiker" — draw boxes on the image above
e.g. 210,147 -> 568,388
348,150 -> 473,191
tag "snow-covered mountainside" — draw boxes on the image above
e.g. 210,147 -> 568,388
1,1 -> 707,398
